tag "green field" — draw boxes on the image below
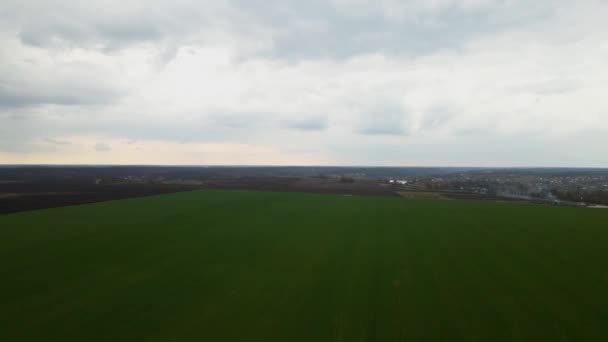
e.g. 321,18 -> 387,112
1,190 -> 608,341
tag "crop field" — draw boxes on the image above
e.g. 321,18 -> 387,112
1,190 -> 607,341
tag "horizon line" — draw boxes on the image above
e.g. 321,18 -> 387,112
1,163 -> 608,170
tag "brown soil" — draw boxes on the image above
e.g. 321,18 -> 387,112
1,177 -> 397,214
0,183 -> 200,214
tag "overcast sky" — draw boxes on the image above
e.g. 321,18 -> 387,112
1,0 -> 607,166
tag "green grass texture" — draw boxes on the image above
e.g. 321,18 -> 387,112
1,190 -> 607,341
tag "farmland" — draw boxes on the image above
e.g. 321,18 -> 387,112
1,190 -> 607,341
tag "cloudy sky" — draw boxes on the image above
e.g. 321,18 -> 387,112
1,0 -> 607,166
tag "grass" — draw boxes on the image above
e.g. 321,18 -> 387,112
1,190 -> 607,341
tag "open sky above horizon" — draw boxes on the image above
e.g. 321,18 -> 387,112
1,0 -> 607,167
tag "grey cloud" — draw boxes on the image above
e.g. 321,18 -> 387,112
359,125 -> 405,136
233,0 -> 559,60
96,19 -> 163,44
420,107 -> 456,130
206,112 -> 327,133
0,64 -> 124,108
282,116 -> 327,131
0,140 -> 34,153
0,89 -> 120,108
0,122 -> 72,153
9,0 -> 268,56
207,113 -> 267,129
94,142 -> 111,152
0,112 -> 36,153
44,138 -> 71,146
10,0 -> 165,49
358,110 -> 407,136
8,0 -> 562,61
18,15 -> 164,50
2,0 -> 608,167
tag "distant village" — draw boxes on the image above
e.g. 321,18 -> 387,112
385,171 -> 608,207
26,166 -> 606,207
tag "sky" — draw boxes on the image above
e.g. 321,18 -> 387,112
1,0 -> 607,167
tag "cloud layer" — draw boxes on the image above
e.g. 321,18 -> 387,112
1,0 -> 607,166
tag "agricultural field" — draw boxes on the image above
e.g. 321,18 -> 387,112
1,190 -> 607,341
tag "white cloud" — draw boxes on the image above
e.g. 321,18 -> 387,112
1,0 -> 608,166
0,36 -> 127,107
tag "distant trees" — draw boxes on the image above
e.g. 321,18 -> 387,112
551,189 -> 608,205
